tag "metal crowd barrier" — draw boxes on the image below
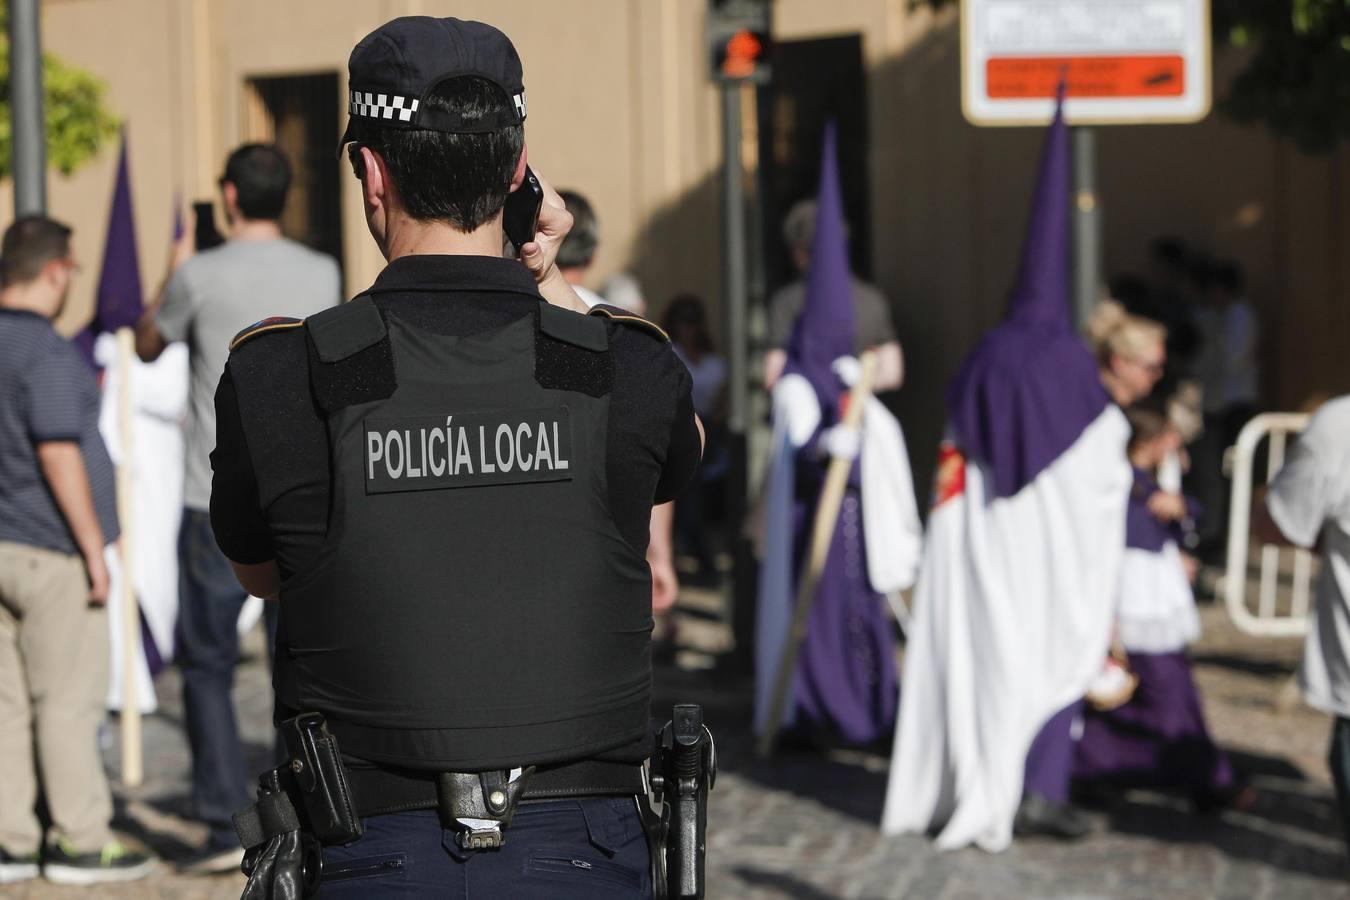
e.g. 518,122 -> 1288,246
1223,412 -> 1315,637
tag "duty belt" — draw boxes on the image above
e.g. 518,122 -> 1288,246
234,713 -> 644,856
235,708 -> 715,900
345,757 -> 645,818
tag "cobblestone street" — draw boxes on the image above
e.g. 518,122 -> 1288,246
4,595 -> 1347,899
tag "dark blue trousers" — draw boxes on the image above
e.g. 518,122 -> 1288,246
319,800 -> 651,898
177,509 -> 277,849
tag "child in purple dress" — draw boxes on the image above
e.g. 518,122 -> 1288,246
1075,405 -> 1249,810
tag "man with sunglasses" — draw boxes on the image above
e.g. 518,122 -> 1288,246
0,217 -> 154,884
135,144 -> 341,875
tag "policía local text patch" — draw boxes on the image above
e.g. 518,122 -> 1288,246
364,407 -> 572,494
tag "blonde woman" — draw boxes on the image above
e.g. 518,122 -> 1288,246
1088,300 -> 1168,408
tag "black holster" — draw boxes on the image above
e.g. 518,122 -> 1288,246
648,704 -> 717,899
435,767 -> 535,850
236,768 -> 322,900
234,713 -> 363,899
278,713 -> 364,845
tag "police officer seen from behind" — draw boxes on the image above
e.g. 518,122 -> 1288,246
212,16 -> 702,898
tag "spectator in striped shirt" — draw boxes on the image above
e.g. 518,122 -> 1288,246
0,216 -> 153,884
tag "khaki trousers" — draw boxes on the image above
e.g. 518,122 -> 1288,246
0,541 -> 113,855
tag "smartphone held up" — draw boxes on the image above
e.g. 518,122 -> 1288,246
503,166 -> 543,252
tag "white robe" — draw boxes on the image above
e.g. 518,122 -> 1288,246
881,405 -> 1130,852
754,373 -> 922,734
1116,542 -> 1201,655
95,334 -> 188,713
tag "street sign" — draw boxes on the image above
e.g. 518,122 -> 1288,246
708,0 -> 772,84
961,0 -> 1211,126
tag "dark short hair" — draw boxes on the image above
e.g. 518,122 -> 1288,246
357,77 -> 524,230
556,190 -> 598,269
1,216 -> 72,286
221,144 -> 292,221
1125,397 -> 1171,448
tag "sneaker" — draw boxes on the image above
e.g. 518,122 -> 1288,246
177,842 -> 244,876
43,838 -> 155,884
0,847 -> 39,884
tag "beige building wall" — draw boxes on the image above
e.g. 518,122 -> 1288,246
15,1 -> 1346,488
36,0 -> 727,333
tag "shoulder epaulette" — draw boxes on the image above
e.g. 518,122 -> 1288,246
539,303 -> 607,351
587,304 -> 669,342
228,316 -> 304,352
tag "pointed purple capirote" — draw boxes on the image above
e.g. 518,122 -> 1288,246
776,123 -> 897,744
946,86 -> 1109,498
97,130 -> 145,332
74,131 -> 145,371
782,121 -> 855,411
1009,86 -> 1071,325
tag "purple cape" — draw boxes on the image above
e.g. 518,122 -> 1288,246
945,86 -> 1108,499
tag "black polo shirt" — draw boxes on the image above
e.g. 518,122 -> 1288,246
210,254 -> 700,579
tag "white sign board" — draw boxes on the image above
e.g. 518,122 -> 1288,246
962,0 -> 1211,126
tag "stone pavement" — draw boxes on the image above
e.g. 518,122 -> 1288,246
4,596 -> 1348,899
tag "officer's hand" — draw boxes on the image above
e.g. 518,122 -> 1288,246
650,555 -> 679,613
518,170 -> 588,313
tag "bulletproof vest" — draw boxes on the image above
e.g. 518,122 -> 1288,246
275,296 -> 652,771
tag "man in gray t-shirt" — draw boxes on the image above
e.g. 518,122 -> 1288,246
134,144 -> 338,873
762,199 -> 904,392
152,237 -> 338,510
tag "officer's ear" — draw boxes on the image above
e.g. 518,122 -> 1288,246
359,146 -> 389,210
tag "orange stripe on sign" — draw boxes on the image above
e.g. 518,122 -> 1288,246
986,55 -> 1185,100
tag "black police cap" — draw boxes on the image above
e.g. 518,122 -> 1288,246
339,16 -> 526,151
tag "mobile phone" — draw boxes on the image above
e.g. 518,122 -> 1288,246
503,166 -> 543,251
194,201 -> 224,251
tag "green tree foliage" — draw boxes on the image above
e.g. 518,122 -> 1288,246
0,9 -> 120,178
912,1 -> 1350,153
1217,0 -> 1350,153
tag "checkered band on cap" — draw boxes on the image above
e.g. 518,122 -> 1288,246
349,91 -> 420,122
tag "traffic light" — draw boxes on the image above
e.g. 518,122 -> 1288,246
708,0 -> 772,84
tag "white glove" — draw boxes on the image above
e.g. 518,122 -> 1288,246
818,424 -> 861,461
831,355 -> 861,388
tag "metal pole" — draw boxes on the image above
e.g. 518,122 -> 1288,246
721,83 -> 756,675
1072,126 -> 1100,328
9,0 -> 48,216
721,84 -> 749,441
744,82 -> 771,495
